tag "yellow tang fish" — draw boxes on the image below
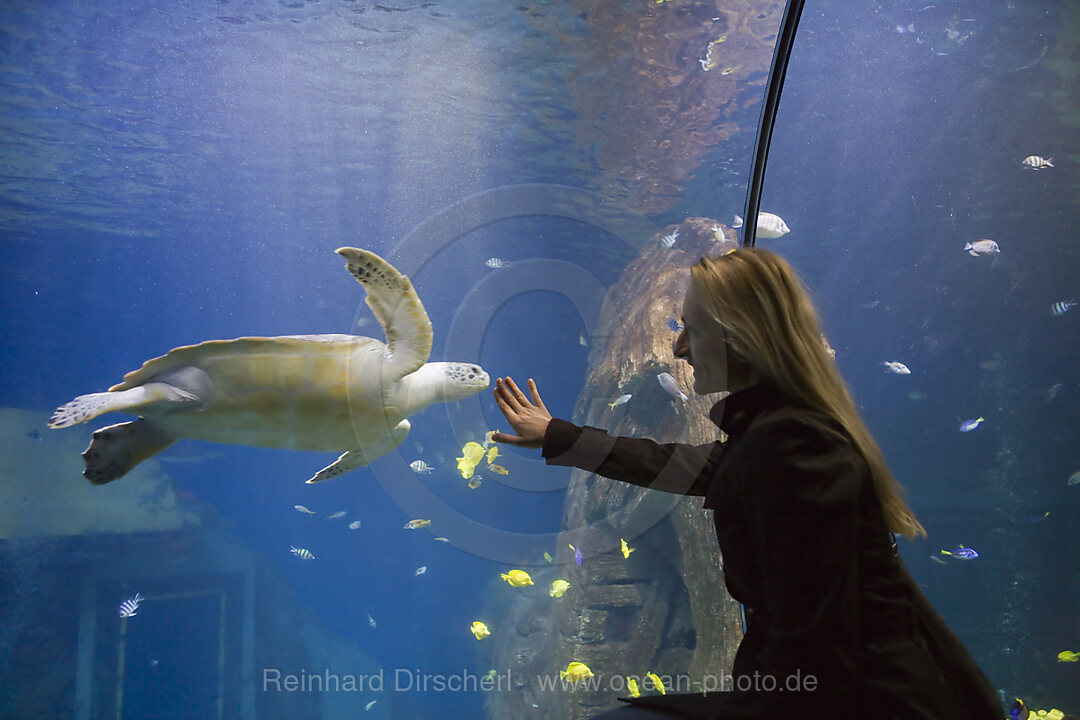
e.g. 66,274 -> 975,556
470,621 -> 490,639
1058,650 -> 1079,662
560,661 -> 594,682
543,552 -> 553,563
486,446 -> 499,464
457,441 -> 485,479
549,579 -> 570,598
646,671 -> 666,694
403,519 -> 431,530
500,569 -> 534,587
488,463 -> 509,475
627,678 -> 641,698
620,538 -> 635,559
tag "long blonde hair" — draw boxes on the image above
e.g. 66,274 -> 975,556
691,248 -> 925,539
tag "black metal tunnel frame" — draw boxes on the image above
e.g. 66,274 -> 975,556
742,0 -> 806,248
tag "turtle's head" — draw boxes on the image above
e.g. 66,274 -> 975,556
441,362 -> 490,395
398,362 -> 490,412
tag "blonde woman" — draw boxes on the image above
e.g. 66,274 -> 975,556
493,248 -> 999,719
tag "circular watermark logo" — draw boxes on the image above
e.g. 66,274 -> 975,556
347,183 -> 711,564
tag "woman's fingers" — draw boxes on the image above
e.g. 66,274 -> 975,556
527,378 -> 547,411
493,378 -> 515,410
504,376 -> 532,408
491,431 -> 523,446
498,376 -> 533,412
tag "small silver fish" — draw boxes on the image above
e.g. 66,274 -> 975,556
959,417 -> 984,432
348,520 -> 362,530
732,212 -> 790,239
327,511 -> 346,519
657,372 -> 688,403
1051,301 -> 1077,317
409,460 -> 434,475
964,239 -> 1000,256
882,361 -> 911,375
290,546 -> 315,560
1067,471 -> 1080,487
485,257 -> 507,269
119,593 -> 144,618
433,536 -> 449,542
367,613 -> 376,628
365,700 -> 377,711
659,229 -> 679,248
607,393 -> 632,410
756,212 -> 790,239
1022,155 -> 1053,170
1045,383 -> 1063,403
294,505 -> 316,515
415,565 -> 427,576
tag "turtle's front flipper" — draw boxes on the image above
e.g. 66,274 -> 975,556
306,420 -> 411,484
49,378 -> 203,429
82,420 -> 179,485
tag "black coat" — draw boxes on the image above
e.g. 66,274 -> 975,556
542,383 -> 1001,720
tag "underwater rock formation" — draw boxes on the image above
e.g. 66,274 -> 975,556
488,219 -> 742,720
526,1 -> 782,213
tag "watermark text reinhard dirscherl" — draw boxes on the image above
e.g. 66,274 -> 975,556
262,667 -> 515,693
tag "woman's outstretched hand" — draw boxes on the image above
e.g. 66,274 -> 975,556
492,377 -> 552,449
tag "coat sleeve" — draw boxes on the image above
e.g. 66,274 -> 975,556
540,418 -> 726,496
736,414 -> 863,716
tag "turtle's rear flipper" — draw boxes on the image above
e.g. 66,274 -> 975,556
49,380 -> 201,429
83,420 -> 178,485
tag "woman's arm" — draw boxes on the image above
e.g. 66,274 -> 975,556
493,376 -> 724,496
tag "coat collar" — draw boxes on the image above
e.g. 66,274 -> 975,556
709,382 -> 795,438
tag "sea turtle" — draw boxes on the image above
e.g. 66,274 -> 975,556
48,247 -> 490,485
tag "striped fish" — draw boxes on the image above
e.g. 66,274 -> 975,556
658,230 -> 679,248
1051,301 -> 1076,317
119,593 -> 144,618
290,546 -> 315,560
1021,155 -> 1053,170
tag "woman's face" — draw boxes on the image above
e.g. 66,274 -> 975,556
673,280 -> 758,395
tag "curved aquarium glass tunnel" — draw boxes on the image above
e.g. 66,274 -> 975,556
1,1 -> 1077,719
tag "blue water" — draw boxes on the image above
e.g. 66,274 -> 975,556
2,0 -> 1079,718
